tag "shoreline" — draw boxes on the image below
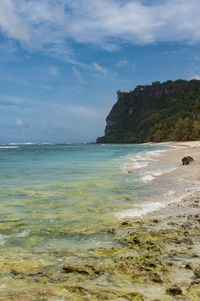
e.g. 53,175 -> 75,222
117,141 -> 200,220
142,141 -> 200,214
107,141 -> 200,300
60,142 -> 200,300
1,142 -> 200,300
137,140 -> 200,232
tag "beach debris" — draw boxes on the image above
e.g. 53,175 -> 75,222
182,156 -> 194,165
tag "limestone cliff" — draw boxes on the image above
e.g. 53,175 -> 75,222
97,79 -> 200,143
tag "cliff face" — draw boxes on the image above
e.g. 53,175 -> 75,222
97,79 -> 200,143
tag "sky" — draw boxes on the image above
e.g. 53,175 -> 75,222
1,0 -> 200,143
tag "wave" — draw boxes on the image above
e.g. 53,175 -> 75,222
140,167 -> 177,183
0,230 -> 30,246
8,142 -> 50,145
116,201 -> 166,219
0,146 -> 19,149
0,234 -> 9,246
119,148 -> 169,174
115,190 -> 178,219
140,175 -> 155,183
7,142 -> 86,145
14,230 -> 30,238
115,186 -> 199,220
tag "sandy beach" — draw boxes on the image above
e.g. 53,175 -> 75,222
112,141 -> 200,300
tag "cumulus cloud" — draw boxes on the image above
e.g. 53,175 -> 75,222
0,0 -> 200,54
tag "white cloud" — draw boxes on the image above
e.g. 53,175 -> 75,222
0,0 -> 200,54
15,118 -> 29,127
0,0 -> 30,44
189,74 -> 200,80
92,63 -> 108,76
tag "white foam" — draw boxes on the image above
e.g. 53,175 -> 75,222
9,142 -> 55,145
140,167 -> 177,183
0,146 -> 19,149
150,167 -> 176,176
141,175 -> 155,183
0,230 -> 30,246
0,234 -> 9,246
9,142 -> 34,145
15,230 -> 30,238
116,202 -> 166,219
115,188 -> 196,219
147,150 -> 167,157
120,148 -> 169,174
134,162 -> 148,169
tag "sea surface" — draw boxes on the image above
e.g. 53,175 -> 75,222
0,143 -> 171,252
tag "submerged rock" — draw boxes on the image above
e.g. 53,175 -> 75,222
149,272 -> 163,283
121,221 -> 130,226
107,228 -> 116,234
166,285 -> 182,296
194,267 -> 200,279
0,260 -> 43,276
63,263 -> 103,275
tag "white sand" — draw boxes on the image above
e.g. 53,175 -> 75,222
144,141 -> 200,220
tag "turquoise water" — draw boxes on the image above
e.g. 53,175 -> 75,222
0,144 -> 169,251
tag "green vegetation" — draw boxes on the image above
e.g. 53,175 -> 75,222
97,79 -> 200,143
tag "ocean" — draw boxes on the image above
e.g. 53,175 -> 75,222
0,143 -> 172,252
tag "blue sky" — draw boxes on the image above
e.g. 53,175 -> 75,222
1,0 -> 200,143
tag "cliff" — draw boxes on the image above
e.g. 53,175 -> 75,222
97,79 -> 200,143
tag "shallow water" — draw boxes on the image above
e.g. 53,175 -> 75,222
0,143 -> 185,301
0,143 -> 171,252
